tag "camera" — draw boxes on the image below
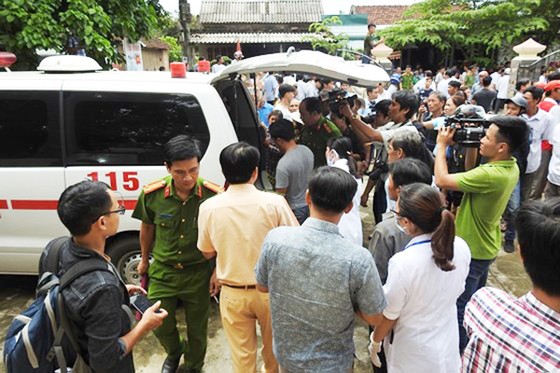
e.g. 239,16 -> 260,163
365,158 -> 389,181
444,112 -> 491,147
328,90 -> 356,117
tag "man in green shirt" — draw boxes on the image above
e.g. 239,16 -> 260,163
434,115 -> 529,354
362,23 -> 384,63
132,135 -> 222,373
401,65 -> 414,90
299,96 -> 342,168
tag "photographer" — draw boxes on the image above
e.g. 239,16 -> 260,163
434,115 -> 530,353
360,100 -> 392,208
341,91 -> 420,223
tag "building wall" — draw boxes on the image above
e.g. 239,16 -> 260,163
142,49 -> 169,71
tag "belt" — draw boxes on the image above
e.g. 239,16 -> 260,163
222,284 -> 256,290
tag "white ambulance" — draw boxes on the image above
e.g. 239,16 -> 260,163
0,50 -> 388,284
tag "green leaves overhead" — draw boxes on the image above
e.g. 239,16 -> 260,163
381,0 -> 555,60
305,16 -> 353,60
0,0 -> 163,68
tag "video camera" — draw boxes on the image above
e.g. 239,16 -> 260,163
444,106 -> 491,147
328,90 -> 356,118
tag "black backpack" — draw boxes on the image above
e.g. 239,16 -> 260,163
3,237 -> 111,373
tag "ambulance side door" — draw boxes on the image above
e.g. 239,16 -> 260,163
0,83 -> 67,274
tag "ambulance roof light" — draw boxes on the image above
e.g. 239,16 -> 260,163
37,55 -> 102,73
0,52 -> 17,69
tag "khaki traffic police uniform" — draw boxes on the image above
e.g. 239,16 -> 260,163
132,175 -> 221,371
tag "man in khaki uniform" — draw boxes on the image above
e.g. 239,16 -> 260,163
198,142 -> 298,373
132,135 -> 221,373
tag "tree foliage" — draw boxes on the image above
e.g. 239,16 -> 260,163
0,0 -> 163,69
305,16 -> 353,60
159,36 -> 182,63
380,0 -> 556,64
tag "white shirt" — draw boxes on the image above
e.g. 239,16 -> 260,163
377,89 -> 392,102
273,103 -> 293,121
526,109 -> 555,174
490,72 -> 501,88
547,105 -> 560,185
413,78 -> 436,94
496,74 -> 510,99
437,78 -> 450,98
386,85 -> 398,97
379,122 -> 418,152
383,234 -> 471,373
306,80 -> 318,97
295,80 -> 308,100
332,159 -> 363,246
283,74 -> 296,86
211,63 -> 226,74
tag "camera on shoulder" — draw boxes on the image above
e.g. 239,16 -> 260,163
444,105 -> 490,147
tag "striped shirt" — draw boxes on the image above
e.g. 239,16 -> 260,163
462,287 -> 560,372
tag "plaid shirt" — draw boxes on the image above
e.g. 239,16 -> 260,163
462,287 -> 560,372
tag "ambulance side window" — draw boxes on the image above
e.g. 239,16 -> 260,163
0,91 -> 62,167
64,92 -> 210,166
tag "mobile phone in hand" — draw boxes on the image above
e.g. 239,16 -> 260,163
130,293 -> 155,314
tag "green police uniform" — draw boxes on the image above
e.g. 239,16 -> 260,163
132,175 -> 221,371
299,115 -> 342,168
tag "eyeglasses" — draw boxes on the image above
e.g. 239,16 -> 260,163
92,205 -> 126,223
391,209 -> 405,220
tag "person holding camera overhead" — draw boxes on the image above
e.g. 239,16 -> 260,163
434,115 -> 530,354
341,90 -> 420,223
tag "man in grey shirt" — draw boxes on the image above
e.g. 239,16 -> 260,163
369,158 -> 433,284
256,167 -> 386,372
269,119 -> 314,224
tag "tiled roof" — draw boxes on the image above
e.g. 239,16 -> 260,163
200,0 -> 323,24
143,38 -> 170,50
191,32 -> 314,44
350,5 -> 411,26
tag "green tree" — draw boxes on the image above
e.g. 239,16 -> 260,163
159,36 -> 182,62
380,0 -> 554,65
0,0 -> 162,69
305,16 -> 353,60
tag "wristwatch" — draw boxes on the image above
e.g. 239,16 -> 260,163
351,114 -> 360,120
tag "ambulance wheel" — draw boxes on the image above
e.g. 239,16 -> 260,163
107,236 -> 151,286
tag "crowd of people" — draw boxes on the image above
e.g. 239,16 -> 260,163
38,60 -> 559,373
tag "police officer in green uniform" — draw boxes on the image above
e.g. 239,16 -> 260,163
299,96 -> 342,168
132,135 -> 222,373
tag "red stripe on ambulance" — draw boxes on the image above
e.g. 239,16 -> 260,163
11,200 -> 58,210
0,200 -> 8,209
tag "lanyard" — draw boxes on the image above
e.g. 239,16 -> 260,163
403,239 -> 431,251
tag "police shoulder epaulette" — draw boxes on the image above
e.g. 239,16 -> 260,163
143,179 -> 167,195
203,180 -> 224,194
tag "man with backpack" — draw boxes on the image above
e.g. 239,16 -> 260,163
37,180 -> 167,371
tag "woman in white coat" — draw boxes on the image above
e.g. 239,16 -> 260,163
325,137 -> 363,246
369,183 -> 471,373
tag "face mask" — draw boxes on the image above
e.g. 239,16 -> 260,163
326,149 -> 340,167
395,217 -> 407,234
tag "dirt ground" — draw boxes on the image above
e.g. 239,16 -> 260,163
0,203 -> 531,373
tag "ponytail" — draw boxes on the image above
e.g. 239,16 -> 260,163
399,183 -> 457,272
431,208 -> 456,271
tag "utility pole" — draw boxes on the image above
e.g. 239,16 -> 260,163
179,0 -> 192,64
